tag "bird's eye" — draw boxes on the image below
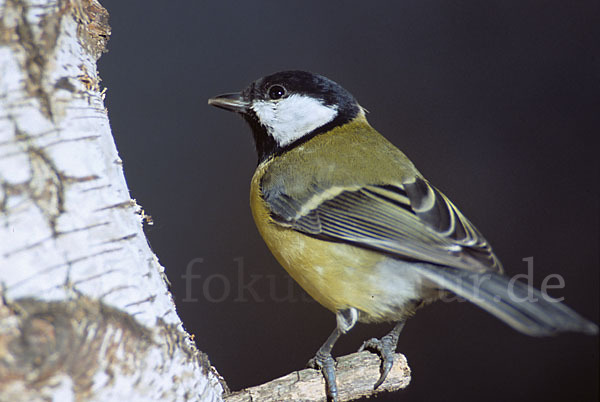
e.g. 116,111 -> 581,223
268,85 -> 286,100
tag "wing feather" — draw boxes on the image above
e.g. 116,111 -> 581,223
268,177 -> 502,273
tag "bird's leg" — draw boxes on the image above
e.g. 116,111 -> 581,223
308,308 -> 358,402
307,327 -> 341,401
358,320 -> 406,389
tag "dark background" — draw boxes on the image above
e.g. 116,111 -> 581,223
98,1 -> 598,401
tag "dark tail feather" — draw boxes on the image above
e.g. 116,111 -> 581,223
416,265 -> 598,336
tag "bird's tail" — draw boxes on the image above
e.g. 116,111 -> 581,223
416,265 -> 598,336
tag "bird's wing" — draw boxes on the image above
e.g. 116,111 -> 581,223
265,177 -> 502,273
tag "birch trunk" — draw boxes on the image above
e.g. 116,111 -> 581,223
0,0 -> 225,400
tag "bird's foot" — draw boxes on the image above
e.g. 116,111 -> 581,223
307,351 -> 338,402
358,333 -> 398,389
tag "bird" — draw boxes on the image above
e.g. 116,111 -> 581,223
208,70 -> 598,401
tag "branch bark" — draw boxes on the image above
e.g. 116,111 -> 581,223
225,352 -> 410,402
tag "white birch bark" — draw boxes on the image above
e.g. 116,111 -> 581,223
0,0 -> 225,400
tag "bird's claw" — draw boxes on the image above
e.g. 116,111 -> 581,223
359,335 -> 397,389
307,352 -> 338,401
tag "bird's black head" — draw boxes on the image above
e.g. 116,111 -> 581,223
209,71 -> 362,163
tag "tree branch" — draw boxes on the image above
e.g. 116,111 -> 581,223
225,351 -> 410,402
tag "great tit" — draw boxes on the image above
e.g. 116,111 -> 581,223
208,70 -> 598,401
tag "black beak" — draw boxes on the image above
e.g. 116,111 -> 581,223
208,92 -> 249,113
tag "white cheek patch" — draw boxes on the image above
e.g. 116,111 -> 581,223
251,94 -> 338,147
